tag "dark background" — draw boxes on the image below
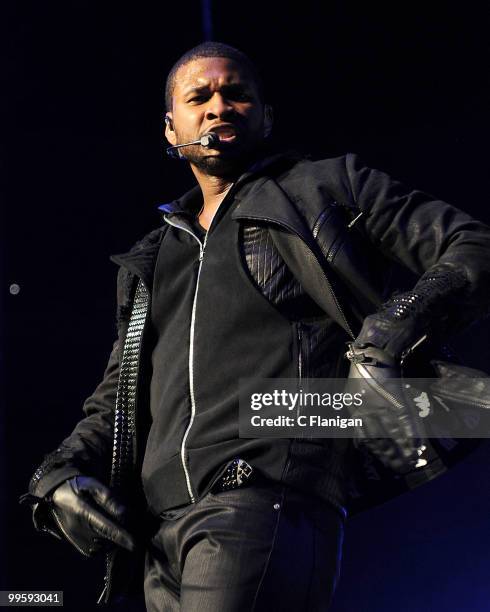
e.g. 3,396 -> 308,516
2,1 -> 490,610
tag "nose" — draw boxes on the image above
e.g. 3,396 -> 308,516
204,92 -> 236,121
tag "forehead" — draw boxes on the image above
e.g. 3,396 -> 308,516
173,57 -> 255,96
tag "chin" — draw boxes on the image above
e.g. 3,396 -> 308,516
191,149 -> 254,177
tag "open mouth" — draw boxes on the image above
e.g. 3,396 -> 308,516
209,125 -> 238,143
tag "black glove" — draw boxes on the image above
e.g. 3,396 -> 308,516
47,476 -> 136,557
345,342 -> 427,473
355,263 -> 468,363
354,311 -> 426,364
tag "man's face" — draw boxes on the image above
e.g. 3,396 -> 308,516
165,57 -> 269,176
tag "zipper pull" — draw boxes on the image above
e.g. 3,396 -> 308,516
96,582 -> 108,605
400,334 -> 428,367
297,322 -> 303,381
199,234 -> 209,261
347,211 -> 364,228
97,554 -> 110,605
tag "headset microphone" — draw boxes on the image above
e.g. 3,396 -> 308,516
166,133 -> 220,157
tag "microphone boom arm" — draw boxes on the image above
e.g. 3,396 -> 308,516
166,133 -> 219,157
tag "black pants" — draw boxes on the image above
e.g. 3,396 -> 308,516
144,482 -> 344,611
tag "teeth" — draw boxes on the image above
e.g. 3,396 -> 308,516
214,128 -> 235,137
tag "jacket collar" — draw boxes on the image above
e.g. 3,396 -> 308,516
157,151 -> 303,217
231,174 -> 313,245
157,184 -> 202,217
109,227 -> 166,290
110,151 -> 308,285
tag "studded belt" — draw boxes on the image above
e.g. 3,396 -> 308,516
213,458 -> 255,492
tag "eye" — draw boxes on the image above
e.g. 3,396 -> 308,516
188,95 -> 206,104
233,92 -> 251,101
226,88 -> 252,102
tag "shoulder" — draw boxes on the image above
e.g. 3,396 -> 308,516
124,225 -> 166,254
111,224 -> 167,312
278,152 -> 357,178
110,224 -> 167,264
272,153 -> 362,223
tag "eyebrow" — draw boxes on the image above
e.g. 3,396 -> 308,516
182,83 -> 249,97
183,85 -> 211,96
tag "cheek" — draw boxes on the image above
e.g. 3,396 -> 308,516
173,111 -> 201,135
247,114 -> 265,137
247,107 -> 265,128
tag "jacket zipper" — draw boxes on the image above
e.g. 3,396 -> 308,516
353,361 -> 404,410
296,323 -> 304,424
97,557 -> 110,604
183,232 -> 209,502
297,323 -> 303,381
350,363 -> 427,466
163,184 -> 237,503
312,249 -> 354,338
163,216 -> 208,503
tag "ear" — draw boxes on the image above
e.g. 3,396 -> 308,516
263,104 -> 273,138
164,113 -> 177,146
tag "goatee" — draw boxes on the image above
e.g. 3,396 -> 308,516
183,147 -> 256,178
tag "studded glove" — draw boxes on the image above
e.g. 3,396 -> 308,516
355,263 -> 468,362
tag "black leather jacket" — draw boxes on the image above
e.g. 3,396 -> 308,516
24,152 -> 490,604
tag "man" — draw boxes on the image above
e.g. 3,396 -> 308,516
21,42 -> 490,611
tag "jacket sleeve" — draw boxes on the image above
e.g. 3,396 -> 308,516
343,153 -> 490,355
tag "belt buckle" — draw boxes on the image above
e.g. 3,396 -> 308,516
220,458 -> 254,491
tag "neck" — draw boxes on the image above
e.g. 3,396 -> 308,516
190,165 -> 238,230
193,168 -> 235,207
189,142 -> 272,210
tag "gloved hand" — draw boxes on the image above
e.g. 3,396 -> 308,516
48,476 -> 136,557
353,310 -> 425,364
345,342 -> 427,473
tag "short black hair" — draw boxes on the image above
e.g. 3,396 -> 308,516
165,41 -> 264,111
